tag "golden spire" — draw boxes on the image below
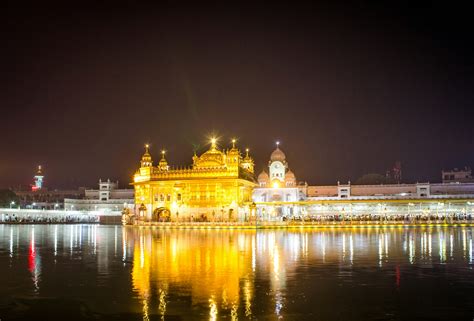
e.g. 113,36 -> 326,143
140,144 -> 153,167
232,138 -> 236,149
210,137 -> 217,150
158,149 -> 169,171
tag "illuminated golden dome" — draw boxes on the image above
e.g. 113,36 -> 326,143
270,147 -> 286,162
193,138 -> 226,168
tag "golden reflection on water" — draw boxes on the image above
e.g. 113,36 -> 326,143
129,229 -> 258,319
124,226 -> 474,319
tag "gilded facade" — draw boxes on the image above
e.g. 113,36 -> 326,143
132,139 -> 257,222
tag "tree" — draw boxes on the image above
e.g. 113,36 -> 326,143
0,189 -> 19,207
354,173 -> 396,185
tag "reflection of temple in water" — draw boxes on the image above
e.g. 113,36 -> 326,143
123,226 -> 474,319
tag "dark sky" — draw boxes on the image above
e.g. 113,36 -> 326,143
1,2 -> 473,189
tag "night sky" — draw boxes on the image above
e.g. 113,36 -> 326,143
1,3 -> 473,189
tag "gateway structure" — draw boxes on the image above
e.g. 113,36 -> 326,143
132,139 -> 256,223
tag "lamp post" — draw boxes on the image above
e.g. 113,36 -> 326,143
10,201 -> 15,209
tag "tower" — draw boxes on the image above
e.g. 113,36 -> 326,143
268,141 -> 287,186
140,144 -> 153,168
32,165 -> 44,191
158,150 -> 169,171
241,148 -> 255,174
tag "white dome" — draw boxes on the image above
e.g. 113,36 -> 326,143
270,147 -> 286,162
285,169 -> 296,181
257,170 -> 269,183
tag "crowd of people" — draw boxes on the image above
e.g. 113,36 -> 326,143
0,213 -> 99,224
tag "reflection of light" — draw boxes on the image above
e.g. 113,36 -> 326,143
408,234 -> 414,264
114,226 -> 117,256
439,235 -> 445,263
342,233 -> 346,260
244,279 -> 252,317
70,225 -> 74,254
470,239 -> 473,264
9,228 -> 13,257
143,299 -> 149,321
209,296 -> 217,321
450,234 -> 454,258
428,232 -> 432,258
349,234 -> 354,264
140,235 -> 145,269
158,289 -> 167,317
122,227 -> 127,262
321,232 -> 326,262
54,225 -> 58,256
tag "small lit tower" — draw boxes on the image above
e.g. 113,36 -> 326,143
32,165 -> 44,191
241,148 -> 255,174
158,150 -> 169,171
140,144 -> 153,167
226,139 -> 240,171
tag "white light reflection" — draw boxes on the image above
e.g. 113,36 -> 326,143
9,228 -> 13,257
349,234 -> 354,264
54,225 -> 58,256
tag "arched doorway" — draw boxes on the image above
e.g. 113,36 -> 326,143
152,207 -> 171,222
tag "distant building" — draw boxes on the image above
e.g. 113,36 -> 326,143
442,167 -> 474,183
64,179 -> 134,212
32,165 -> 44,191
14,166 -> 84,209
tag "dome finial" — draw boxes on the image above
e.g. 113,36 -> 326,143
210,137 -> 217,149
276,141 -> 280,148
231,138 -> 236,149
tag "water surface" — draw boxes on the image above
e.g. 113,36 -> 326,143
0,225 -> 473,320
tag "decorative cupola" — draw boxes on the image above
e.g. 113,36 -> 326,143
226,138 -> 240,168
140,144 -> 153,167
241,148 -> 255,174
158,150 -> 169,171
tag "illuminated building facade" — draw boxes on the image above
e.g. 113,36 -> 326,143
253,143 -> 307,220
32,165 -> 44,191
132,139 -> 256,222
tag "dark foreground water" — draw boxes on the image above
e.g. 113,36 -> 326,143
0,225 -> 474,320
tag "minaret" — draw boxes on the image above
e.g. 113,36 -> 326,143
158,150 -> 169,171
140,144 -> 153,167
32,165 -> 44,191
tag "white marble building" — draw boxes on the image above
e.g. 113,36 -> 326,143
252,143 -> 307,220
64,179 -> 134,212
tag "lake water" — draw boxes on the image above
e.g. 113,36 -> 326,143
0,225 -> 474,320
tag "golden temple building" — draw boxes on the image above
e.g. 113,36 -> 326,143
132,138 -> 257,222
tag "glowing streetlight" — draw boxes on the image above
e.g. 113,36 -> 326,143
10,201 -> 15,209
